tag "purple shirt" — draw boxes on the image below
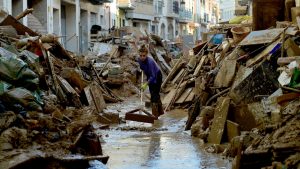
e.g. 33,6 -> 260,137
138,57 -> 161,84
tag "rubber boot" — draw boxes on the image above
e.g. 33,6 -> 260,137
151,103 -> 159,119
158,99 -> 164,116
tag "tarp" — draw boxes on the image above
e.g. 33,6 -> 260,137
0,87 -> 42,111
0,47 -> 39,90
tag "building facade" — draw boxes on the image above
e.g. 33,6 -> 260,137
219,0 -> 251,23
219,0 -> 235,22
1,0 -> 113,54
0,0 -> 220,53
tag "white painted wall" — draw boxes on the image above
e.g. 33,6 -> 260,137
11,0 -> 28,25
64,4 -> 78,52
80,9 -> 88,53
110,0 -> 117,27
0,0 -> 12,15
0,0 -> 12,14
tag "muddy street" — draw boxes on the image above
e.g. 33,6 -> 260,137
100,97 -> 232,169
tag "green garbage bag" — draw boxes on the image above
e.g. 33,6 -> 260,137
0,47 -> 39,90
0,81 -> 12,95
0,87 -> 42,111
289,68 -> 300,88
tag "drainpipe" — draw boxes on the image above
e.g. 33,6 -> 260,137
105,4 -> 111,32
76,0 -> 80,53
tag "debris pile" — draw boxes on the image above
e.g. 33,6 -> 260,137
0,11 -> 113,169
162,22 -> 300,168
0,9 -> 176,168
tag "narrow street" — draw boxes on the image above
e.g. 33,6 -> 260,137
100,97 -> 232,169
1,1 -> 300,169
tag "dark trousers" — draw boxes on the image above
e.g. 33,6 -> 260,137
148,71 -> 162,103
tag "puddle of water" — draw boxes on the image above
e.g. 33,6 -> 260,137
100,100 -> 232,169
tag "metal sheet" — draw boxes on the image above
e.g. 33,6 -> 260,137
239,28 -> 284,46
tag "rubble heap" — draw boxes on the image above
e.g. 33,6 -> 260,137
162,22 -> 300,168
0,11 -> 116,169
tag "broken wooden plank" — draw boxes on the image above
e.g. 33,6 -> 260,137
56,75 -> 82,107
284,38 -> 300,57
56,76 -> 79,96
92,65 -> 122,102
161,57 -> 184,89
84,85 -> 95,107
184,90 -> 195,102
165,78 -> 188,111
226,120 -> 240,142
277,56 -> 300,66
99,46 -> 118,75
175,87 -> 193,104
276,92 -> 300,104
193,41 -> 207,55
156,49 -> 172,73
15,8 -> 34,20
90,83 -> 106,113
103,94 -> 119,103
207,97 -> 231,144
214,60 -> 237,87
0,15 -> 38,36
162,88 -> 177,106
125,113 -> 156,123
43,50 -> 67,104
125,108 -> 157,123
171,69 -> 184,84
193,55 -> 207,77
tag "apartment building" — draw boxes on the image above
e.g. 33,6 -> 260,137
219,0 -> 251,23
179,0 -> 194,37
0,0 -> 220,52
116,0 -> 154,33
0,0 -> 113,54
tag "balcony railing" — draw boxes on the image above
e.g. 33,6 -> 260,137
179,8 -> 192,22
117,0 -> 135,9
89,0 -> 113,4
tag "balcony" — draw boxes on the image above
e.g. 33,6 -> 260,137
179,8 -> 192,23
89,0 -> 113,4
165,0 -> 179,18
117,0 -> 135,10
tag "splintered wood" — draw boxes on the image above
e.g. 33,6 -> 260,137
207,97 -> 230,144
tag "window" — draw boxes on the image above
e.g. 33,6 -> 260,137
100,15 -> 104,25
155,0 -> 164,15
173,1 -> 179,14
151,25 -> 155,33
122,19 -> 125,26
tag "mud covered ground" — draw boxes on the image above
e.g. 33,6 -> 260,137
99,96 -> 232,169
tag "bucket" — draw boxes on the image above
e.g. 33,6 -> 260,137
231,27 -> 251,44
